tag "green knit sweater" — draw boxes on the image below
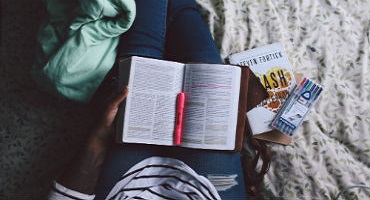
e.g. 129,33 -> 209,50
32,0 -> 136,103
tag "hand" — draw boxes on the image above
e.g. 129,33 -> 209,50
91,86 -> 129,143
58,86 -> 128,194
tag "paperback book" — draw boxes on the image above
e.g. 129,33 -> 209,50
227,42 -> 296,144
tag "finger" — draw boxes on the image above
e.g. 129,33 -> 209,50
110,86 -> 129,108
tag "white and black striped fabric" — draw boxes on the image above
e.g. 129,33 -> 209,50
48,156 -> 220,200
49,181 -> 95,200
106,156 -> 221,200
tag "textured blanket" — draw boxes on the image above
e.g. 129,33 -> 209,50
195,0 -> 370,199
1,0 -> 369,199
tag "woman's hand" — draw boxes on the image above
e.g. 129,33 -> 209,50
56,86 -> 129,195
91,86 -> 129,143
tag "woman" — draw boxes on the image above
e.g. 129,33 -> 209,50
49,0 -> 247,199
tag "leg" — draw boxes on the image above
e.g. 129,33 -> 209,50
165,0 -> 223,63
162,147 -> 247,199
117,0 -> 168,59
117,0 -> 221,63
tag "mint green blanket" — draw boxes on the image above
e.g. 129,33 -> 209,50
32,0 -> 136,103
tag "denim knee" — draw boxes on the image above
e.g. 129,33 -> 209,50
117,0 -> 168,59
167,0 -> 198,24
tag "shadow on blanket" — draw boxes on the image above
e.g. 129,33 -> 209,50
1,1 -> 91,199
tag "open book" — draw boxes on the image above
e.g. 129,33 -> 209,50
116,56 -> 257,151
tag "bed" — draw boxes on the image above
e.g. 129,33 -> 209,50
195,0 -> 370,199
1,0 -> 369,199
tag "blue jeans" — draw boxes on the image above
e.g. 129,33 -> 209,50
117,0 -> 223,63
94,0 -> 246,199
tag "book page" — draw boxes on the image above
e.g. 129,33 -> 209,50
122,56 -> 184,145
181,64 -> 241,150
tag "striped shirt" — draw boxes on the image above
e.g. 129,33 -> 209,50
49,156 -> 221,200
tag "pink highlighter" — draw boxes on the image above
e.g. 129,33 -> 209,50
174,92 -> 185,145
